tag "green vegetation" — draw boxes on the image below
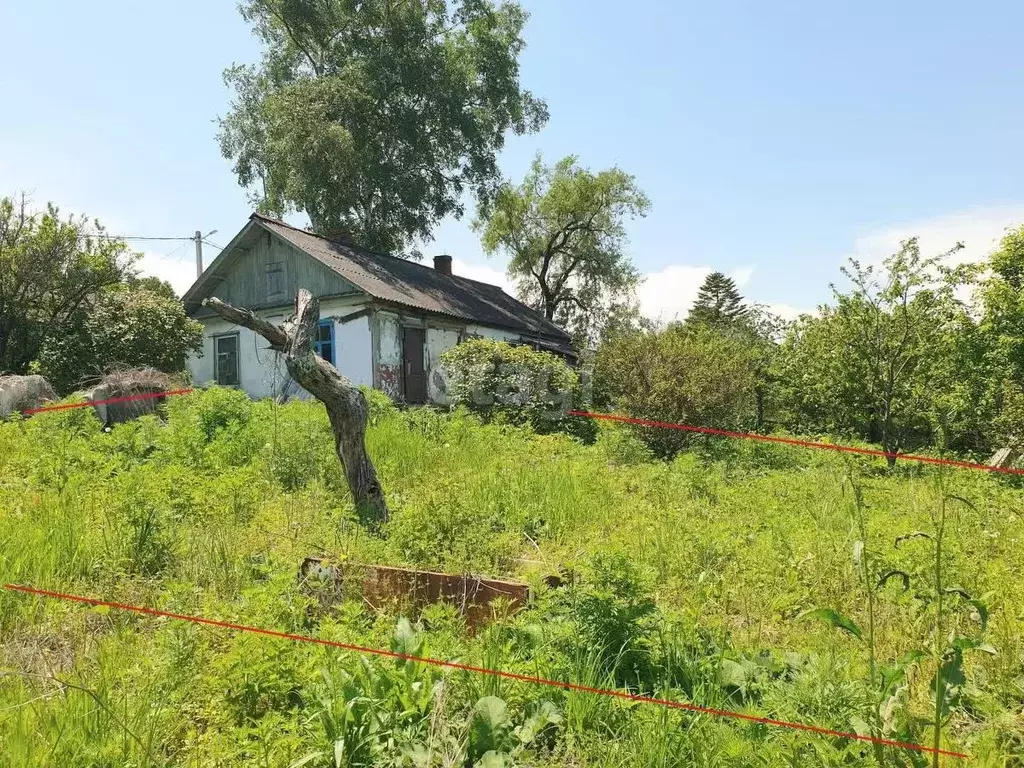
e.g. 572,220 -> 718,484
36,277 -> 203,395
475,154 -> 649,345
0,195 -> 202,393
595,322 -> 760,458
440,338 -> 583,436
596,226 -> 1024,467
686,272 -> 750,329
219,0 -> 547,255
2,389 -> 1021,765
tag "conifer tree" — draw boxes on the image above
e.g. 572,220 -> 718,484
687,271 -> 749,327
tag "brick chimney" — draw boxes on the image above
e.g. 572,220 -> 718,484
433,254 -> 453,276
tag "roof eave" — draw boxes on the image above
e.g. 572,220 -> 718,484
181,217 -> 264,313
368,297 -> 572,344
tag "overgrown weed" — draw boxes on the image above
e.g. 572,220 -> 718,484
0,388 -> 1020,764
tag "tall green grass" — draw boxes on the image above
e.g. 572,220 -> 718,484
0,388 -> 1020,765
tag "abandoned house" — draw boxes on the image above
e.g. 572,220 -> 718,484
181,213 -> 574,404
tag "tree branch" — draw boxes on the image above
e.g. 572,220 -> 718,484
203,292 -> 388,526
269,8 -> 323,76
203,296 -> 289,350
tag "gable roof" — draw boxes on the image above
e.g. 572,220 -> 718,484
185,213 -> 572,350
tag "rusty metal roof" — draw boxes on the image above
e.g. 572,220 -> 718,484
250,214 -> 572,347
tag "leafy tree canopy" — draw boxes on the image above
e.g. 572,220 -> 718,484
686,271 -> 749,327
980,224 -> 1024,376
219,0 -> 548,256
773,238 -> 987,460
36,278 -> 204,395
0,195 -> 135,375
475,153 -> 649,346
976,224 -> 1024,445
0,195 -> 203,395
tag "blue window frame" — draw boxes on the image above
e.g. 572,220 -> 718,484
314,319 -> 335,364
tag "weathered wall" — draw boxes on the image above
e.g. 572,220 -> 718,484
464,324 -> 521,343
374,311 -> 404,400
190,300 -> 542,404
201,228 -> 359,311
426,326 -> 461,404
372,310 -> 504,405
188,296 -> 371,400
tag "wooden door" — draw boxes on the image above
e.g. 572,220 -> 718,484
402,327 -> 427,404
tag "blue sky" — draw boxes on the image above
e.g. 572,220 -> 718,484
3,1 -> 1023,321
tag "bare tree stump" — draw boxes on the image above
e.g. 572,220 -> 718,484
203,291 -> 389,528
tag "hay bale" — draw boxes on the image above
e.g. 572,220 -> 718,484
0,375 -> 57,418
87,368 -> 181,427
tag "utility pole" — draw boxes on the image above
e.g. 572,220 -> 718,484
194,230 -> 203,279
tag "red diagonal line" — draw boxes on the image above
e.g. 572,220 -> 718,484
570,410 -> 1022,476
22,388 -> 193,415
2,583 -> 967,759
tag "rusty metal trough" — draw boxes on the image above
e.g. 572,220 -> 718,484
299,557 -> 530,629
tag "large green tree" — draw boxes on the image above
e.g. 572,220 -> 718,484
977,224 -> 1024,446
476,154 -> 649,345
774,239 -> 984,463
686,271 -> 749,327
219,0 -> 547,255
0,195 -> 134,375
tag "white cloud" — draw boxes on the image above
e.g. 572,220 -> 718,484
840,204 -> 1024,307
730,266 -> 755,288
849,204 -> 1024,269
763,302 -> 812,322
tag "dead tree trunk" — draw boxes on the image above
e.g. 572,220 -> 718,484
203,291 -> 388,528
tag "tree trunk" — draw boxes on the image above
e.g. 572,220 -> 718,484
203,291 -> 389,528
755,386 -> 765,431
881,419 -> 898,469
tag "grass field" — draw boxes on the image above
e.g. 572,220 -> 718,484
1,388 -> 1021,766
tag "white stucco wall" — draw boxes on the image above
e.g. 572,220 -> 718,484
188,296 -> 372,400
332,312 -> 373,387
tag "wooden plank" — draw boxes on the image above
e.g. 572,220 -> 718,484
299,558 -> 530,630
207,229 -> 361,310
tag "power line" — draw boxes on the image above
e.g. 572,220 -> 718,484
202,239 -> 224,250
153,241 -> 192,262
93,234 -> 196,241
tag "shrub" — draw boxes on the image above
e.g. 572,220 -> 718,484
162,387 -> 257,468
595,322 -> 759,457
36,279 -> 203,395
562,552 -> 660,690
441,338 -> 585,436
361,384 -> 397,424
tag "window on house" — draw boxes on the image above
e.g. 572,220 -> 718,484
314,319 -> 334,365
266,262 -> 286,298
215,333 -> 240,386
